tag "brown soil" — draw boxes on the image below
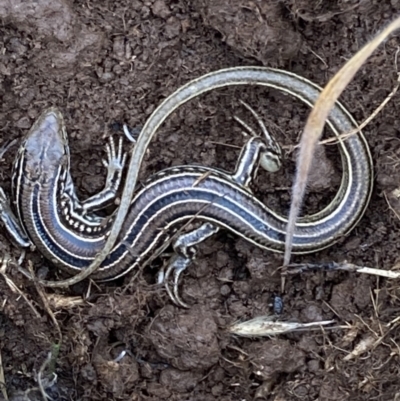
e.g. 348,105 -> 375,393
0,0 -> 400,400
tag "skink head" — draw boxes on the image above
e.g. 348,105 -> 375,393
234,100 -> 282,173
258,138 -> 282,173
17,108 -> 69,183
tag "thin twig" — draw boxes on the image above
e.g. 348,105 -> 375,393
37,351 -> 58,401
0,345 -> 7,401
0,256 -> 41,318
27,262 -> 62,343
319,71 -> 400,146
383,190 -> 400,221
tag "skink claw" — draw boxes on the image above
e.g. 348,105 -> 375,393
163,255 -> 190,308
122,124 -> 137,144
104,135 -> 126,172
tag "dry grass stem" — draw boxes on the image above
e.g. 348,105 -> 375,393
344,264 -> 400,278
284,17 -> 400,265
0,256 -> 40,319
229,316 -> 335,337
27,262 -> 62,343
320,71 -> 400,146
46,294 -> 85,309
0,346 -> 7,401
343,335 -> 376,361
286,261 -> 400,278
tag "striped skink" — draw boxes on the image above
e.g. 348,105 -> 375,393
0,68 -> 373,306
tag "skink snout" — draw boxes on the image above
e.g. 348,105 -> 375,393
19,108 -> 69,182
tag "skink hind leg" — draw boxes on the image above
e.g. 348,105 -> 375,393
0,187 -> 31,247
161,102 -> 283,307
163,222 -> 219,307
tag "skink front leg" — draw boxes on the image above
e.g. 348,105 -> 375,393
161,102 -> 283,307
80,136 -> 127,212
61,135 -> 128,218
0,187 -> 31,247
